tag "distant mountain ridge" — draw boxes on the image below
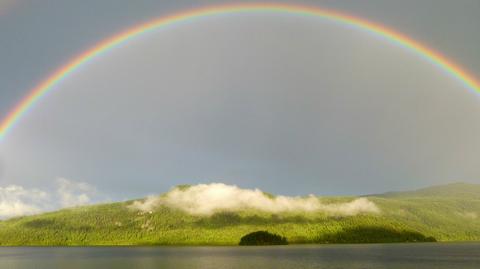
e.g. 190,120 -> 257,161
377,182 -> 480,199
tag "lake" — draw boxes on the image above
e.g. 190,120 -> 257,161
1,243 -> 479,269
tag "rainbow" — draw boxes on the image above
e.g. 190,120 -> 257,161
1,3 -> 479,141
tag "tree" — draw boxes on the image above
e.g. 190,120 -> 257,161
239,231 -> 288,245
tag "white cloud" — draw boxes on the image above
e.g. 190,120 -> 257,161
130,195 -> 158,213
130,183 -> 380,216
0,178 -> 104,219
0,185 -> 49,219
56,178 -> 97,208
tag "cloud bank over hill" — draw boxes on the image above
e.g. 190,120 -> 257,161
0,178 -> 102,219
0,181 -> 380,219
130,183 -> 380,216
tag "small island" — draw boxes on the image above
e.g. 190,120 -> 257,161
239,231 -> 288,245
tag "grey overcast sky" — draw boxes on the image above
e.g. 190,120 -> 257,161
0,0 -> 480,203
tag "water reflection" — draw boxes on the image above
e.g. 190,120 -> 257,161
1,243 -> 479,269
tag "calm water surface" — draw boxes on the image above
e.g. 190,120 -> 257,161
1,243 -> 479,269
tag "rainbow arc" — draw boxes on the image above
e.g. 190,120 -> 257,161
1,3 -> 479,141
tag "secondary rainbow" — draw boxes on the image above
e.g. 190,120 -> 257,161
1,3 -> 479,141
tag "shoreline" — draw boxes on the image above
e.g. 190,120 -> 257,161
2,241 -> 479,248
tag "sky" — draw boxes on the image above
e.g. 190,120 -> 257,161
0,0 -> 480,217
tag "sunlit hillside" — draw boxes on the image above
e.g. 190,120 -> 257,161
0,183 -> 479,246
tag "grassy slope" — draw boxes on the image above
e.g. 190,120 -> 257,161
0,183 -> 479,246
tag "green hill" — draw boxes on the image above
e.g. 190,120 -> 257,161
0,183 -> 479,246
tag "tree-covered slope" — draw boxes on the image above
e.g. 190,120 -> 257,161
0,183 -> 479,246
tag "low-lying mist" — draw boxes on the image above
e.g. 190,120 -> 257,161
129,183 -> 380,216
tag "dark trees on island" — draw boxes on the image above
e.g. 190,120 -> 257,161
239,231 -> 288,245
